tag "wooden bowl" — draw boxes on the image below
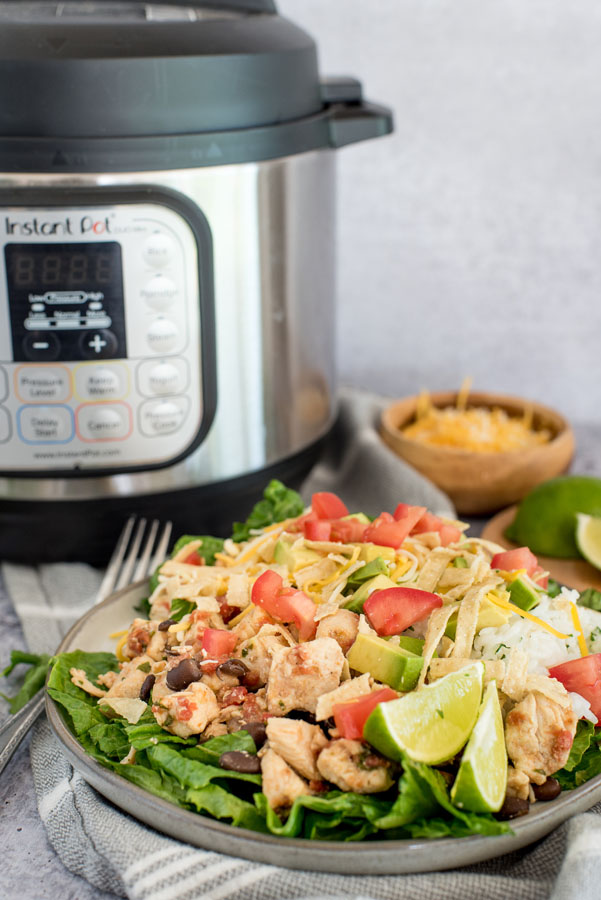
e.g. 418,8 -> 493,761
380,391 -> 575,515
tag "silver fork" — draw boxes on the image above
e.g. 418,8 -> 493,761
0,516 -> 172,776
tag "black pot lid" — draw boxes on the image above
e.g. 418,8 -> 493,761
0,1 -> 323,137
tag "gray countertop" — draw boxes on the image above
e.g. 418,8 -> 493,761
2,420 -> 600,900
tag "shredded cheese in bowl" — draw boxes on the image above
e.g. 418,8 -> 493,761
403,380 -> 551,454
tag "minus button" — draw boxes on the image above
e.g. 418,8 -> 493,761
22,332 -> 61,362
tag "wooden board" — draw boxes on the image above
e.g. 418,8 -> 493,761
482,505 -> 601,593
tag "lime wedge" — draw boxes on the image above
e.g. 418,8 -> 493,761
576,513 -> 601,570
506,476 -> 601,558
363,662 -> 483,765
450,680 -> 507,812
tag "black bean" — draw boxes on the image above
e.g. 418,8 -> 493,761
158,618 -> 176,632
532,777 -> 562,802
496,796 -> 530,820
219,750 -> 261,774
287,709 -> 316,724
243,721 -> 267,748
216,658 -> 249,678
139,673 -> 155,702
166,658 -> 202,691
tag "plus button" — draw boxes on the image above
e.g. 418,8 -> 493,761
89,334 -> 107,354
79,329 -> 118,360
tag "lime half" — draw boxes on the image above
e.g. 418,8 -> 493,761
576,513 -> 601,570
450,680 -> 507,813
506,476 -> 601,558
363,662 -> 483,765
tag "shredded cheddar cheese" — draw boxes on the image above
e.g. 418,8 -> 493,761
569,602 -> 589,657
403,380 -> 550,453
486,592 -> 569,640
115,633 -> 129,662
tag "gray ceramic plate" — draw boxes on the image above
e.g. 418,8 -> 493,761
46,581 -> 601,875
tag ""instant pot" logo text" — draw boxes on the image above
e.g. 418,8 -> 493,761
3,215 -> 112,236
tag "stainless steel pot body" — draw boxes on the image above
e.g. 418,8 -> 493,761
0,149 -> 337,502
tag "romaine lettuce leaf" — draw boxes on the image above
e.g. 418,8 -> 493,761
232,480 -> 304,543
1,650 -> 51,713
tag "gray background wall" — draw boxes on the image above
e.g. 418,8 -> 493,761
280,0 -> 601,423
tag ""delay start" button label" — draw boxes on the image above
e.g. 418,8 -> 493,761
18,405 -> 74,444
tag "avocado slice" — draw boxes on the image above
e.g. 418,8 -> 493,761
445,596 -> 512,640
508,576 -> 540,612
343,574 -> 396,614
273,537 -> 321,571
342,512 -> 371,525
346,556 -> 390,591
347,632 -> 423,691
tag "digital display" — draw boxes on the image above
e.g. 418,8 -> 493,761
6,242 -> 127,363
6,242 -> 121,290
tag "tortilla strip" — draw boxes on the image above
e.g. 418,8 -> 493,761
415,548 -> 457,592
502,648 -> 529,701
527,674 -> 571,708
428,657 -> 506,685
315,672 -> 372,720
452,578 -> 500,659
418,603 -> 459,688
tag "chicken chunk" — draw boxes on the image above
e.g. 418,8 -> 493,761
505,691 -> 577,785
105,656 -> 154,700
231,605 -> 273,643
265,717 -> 328,780
317,739 -> 394,793
261,748 -> 312,810
153,681 -> 220,738
238,626 -> 292,688
315,609 -> 359,654
123,619 -> 152,659
266,638 -> 345,715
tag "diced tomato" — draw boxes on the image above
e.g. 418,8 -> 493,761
202,628 -> 238,657
329,517 -> 367,543
491,547 -> 538,576
304,519 -> 332,541
288,511 -> 317,533
408,511 -> 461,546
333,687 -> 398,739
549,655 -> 601,721
530,565 -> 549,589
251,570 -> 317,641
362,513 -> 406,549
394,503 -> 427,527
438,524 -> 462,546
364,586 -> 443,636
311,492 -> 349,519
221,686 -> 248,706
183,550 -> 204,566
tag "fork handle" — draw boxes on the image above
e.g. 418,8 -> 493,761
0,691 -> 45,776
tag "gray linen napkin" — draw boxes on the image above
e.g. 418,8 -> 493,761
4,390 -> 600,899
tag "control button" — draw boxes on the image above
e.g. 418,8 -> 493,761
147,318 -> 179,353
31,303 -> 45,312
16,366 -> 71,403
0,407 -> 10,443
144,232 -> 175,268
141,274 -> 178,311
137,358 -> 190,398
79,330 -> 119,359
77,403 -> 131,442
0,367 -> 7,403
88,301 -> 103,311
18,405 -> 73,444
85,367 -> 120,399
139,397 -> 189,436
22,332 -> 61,362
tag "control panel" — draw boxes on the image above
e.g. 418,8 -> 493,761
0,198 -> 209,474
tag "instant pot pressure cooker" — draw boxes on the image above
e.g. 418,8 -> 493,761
0,0 -> 392,563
